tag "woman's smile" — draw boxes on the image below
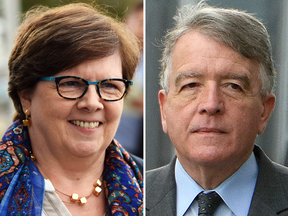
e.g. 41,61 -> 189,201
70,120 -> 101,129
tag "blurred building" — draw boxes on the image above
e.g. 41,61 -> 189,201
0,0 -> 20,135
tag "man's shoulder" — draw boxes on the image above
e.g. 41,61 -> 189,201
271,161 -> 288,186
147,164 -> 170,180
249,146 -> 288,215
255,145 -> 288,179
146,159 -> 177,215
146,158 -> 176,185
270,160 -> 288,194
273,161 -> 288,174
146,158 -> 176,200
255,146 -> 288,186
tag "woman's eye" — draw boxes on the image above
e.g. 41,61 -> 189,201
65,81 -> 77,86
61,81 -> 82,87
101,82 -> 118,89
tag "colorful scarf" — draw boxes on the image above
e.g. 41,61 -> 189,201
0,120 -> 143,215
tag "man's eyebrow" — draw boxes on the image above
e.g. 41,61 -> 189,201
175,72 -> 200,87
175,72 -> 252,89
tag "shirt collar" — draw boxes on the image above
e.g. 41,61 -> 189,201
175,153 -> 258,216
175,159 -> 203,216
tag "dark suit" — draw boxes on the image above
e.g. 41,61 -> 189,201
146,146 -> 288,215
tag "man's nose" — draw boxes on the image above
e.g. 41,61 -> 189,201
198,84 -> 224,115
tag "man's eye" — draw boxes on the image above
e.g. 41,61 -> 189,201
182,82 -> 198,89
229,83 -> 242,90
187,83 -> 198,88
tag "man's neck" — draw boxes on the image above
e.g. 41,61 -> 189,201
177,153 -> 252,190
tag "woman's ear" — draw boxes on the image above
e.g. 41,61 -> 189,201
18,89 -> 32,112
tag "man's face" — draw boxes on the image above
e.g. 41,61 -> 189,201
159,31 -> 275,170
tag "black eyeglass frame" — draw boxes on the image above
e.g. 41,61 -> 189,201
39,76 -> 133,101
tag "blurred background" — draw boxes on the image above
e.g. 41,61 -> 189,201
0,0 -> 143,157
146,0 -> 288,169
3,0 -> 288,167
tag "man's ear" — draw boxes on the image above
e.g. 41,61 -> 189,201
158,89 -> 168,133
258,93 -> 275,134
18,89 -> 32,113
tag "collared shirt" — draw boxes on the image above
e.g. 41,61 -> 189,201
175,153 -> 258,216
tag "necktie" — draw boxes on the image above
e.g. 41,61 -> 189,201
197,191 -> 222,216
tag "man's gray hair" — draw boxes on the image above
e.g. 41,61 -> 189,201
160,1 -> 275,95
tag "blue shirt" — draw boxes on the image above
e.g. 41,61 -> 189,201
175,153 -> 258,216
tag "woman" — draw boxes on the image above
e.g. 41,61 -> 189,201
0,3 -> 143,215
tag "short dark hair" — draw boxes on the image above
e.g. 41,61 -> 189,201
8,3 -> 140,121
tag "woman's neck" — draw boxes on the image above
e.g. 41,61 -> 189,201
33,147 -> 105,194
33,149 -> 107,215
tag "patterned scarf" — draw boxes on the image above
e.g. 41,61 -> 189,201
0,120 -> 143,215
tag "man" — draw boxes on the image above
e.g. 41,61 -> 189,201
146,2 -> 288,216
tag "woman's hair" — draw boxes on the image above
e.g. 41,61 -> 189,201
160,1 -> 275,96
9,3 -> 140,121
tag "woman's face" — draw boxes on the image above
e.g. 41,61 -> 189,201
22,52 -> 123,158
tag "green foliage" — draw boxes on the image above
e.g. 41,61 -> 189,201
21,0 -> 140,19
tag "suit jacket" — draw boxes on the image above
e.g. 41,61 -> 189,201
146,146 -> 288,216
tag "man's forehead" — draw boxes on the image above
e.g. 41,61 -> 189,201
170,32 -> 260,81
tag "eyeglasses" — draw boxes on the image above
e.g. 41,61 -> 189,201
39,76 -> 133,101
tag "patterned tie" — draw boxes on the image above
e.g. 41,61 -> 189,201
197,191 -> 222,216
